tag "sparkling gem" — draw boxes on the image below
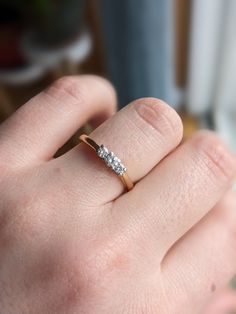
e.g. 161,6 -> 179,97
97,144 -> 126,176
105,152 -> 115,167
114,163 -> 126,175
97,145 -> 108,159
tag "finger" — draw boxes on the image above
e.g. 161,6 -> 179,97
0,75 -> 116,168
161,191 -> 236,313
56,98 -> 183,203
203,288 -> 236,314
115,131 -> 236,258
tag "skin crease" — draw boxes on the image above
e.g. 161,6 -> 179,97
0,75 -> 235,314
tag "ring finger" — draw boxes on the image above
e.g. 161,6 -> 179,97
55,98 -> 183,204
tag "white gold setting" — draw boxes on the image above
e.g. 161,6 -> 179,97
97,145 -> 127,176
79,134 -> 134,191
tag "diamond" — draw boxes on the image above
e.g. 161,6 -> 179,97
111,156 -> 120,170
97,144 -> 126,176
114,163 -> 126,175
97,145 -> 108,159
105,152 -> 115,167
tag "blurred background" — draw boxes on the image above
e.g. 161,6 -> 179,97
0,0 -> 235,310
0,0 -> 235,153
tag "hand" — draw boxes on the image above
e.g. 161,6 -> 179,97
0,75 -> 235,314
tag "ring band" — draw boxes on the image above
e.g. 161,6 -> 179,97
79,134 -> 134,191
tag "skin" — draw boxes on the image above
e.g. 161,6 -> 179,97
0,75 -> 235,314
203,288 -> 236,313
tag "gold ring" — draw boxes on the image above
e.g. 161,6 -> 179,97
79,134 -> 134,191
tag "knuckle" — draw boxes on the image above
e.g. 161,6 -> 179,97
47,76 -> 88,108
194,131 -> 235,180
133,98 -> 183,143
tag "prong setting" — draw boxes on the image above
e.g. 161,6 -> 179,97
97,145 -> 126,175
